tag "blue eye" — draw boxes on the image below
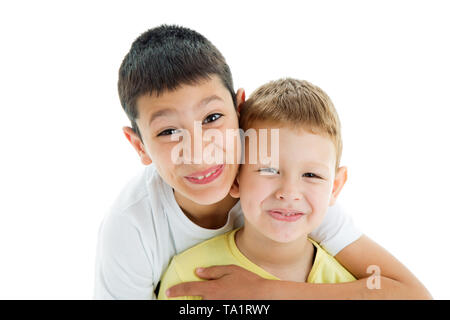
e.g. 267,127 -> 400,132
203,113 -> 223,124
258,168 -> 279,175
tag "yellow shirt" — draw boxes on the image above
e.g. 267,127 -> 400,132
158,228 -> 356,300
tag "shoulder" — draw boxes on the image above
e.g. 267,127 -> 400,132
101,164 -> 166,231
97,164 -> 168,270
158,231 -> 234,300
168,231 -> 233,278
175,231 -> 231,262
308,238 -> 357,283
95,165 -> 170,298
309,203 -> 362,256
108,165 -> 156,216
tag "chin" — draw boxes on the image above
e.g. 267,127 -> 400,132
265,225 -> 309,244
190,187 -> 231,205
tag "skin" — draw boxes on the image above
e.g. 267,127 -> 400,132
230,123 -> 347,282
123,76 -> 432,299
124,75 -> 243,228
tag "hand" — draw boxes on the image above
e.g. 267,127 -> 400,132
166,264 -> 268,300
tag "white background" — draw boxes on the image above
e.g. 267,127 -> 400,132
0,0 -> 449,299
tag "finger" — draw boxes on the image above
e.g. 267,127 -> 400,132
195,264 -> 237,280
166,281 -> 206,298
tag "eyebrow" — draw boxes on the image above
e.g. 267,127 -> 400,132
260,162 -> 330,171
148,94 -> 224,126
148,108 -> 175,126
302,162 -> 331,171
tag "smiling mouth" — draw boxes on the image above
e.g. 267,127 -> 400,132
187,166 -> 221,179
271,208 -> 304,215
267,208 -> 305,222
184,164 -> 225,184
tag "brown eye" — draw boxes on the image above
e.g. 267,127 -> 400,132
157,129 -> 175,136
202,113 -> 223,124
157,128 -> 181,137
303,173 -> 320,178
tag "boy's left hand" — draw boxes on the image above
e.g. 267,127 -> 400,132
166,264 -> 267,299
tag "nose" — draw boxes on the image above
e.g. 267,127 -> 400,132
179,121 -> 225,165
275,180 -> 302,201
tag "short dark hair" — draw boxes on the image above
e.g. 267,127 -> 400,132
118,24 -> 236,140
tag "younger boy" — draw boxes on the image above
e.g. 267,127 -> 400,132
158,78 -> 357,299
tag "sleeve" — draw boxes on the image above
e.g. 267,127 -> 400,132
94,213 -> 155,300
158,258 -> 197,300
308,202 -> 363,256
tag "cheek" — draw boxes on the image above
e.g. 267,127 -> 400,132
307,183 -> 334,214
220,122 -> 241,164
149,142 -> 168,161
240,176 -> 274,210
148,141 -> 178,172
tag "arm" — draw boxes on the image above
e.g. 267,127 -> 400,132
167,203 -> 431,299
167,236 -> 431,299
94,214 -> 155,300
331,234 -> 431,299
259,234 -> 431,299
257,235 -> 431,299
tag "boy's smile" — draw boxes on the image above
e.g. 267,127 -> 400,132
184,164 -> 225,184
266,208 -> 306,222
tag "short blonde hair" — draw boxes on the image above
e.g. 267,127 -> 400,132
240,78 -> 343,170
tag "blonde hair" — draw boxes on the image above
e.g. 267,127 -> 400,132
240,78 -> 343,170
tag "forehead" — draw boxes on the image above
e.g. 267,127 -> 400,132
243,122 -> 336,167
135,75 -> 233,122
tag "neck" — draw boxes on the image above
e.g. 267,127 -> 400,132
235,222 -> 315,281
173,191 -> 239,229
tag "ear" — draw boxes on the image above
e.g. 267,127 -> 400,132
122,126 -> 152,165
329,166 -> 348,206
229,176 -> 241,199
235,88 -> 246,115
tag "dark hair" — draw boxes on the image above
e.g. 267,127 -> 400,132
118,24 -> 236,140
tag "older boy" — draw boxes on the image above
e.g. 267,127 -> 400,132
94,25 -> 431,299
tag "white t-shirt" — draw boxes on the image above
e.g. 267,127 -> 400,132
94,164 -> 362,299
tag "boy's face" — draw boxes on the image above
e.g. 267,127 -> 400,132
129,75 -> 241,206
231,121 -> 347,243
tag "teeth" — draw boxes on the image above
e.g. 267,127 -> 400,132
281,212 -> 300,216
193,168 -> 217,180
